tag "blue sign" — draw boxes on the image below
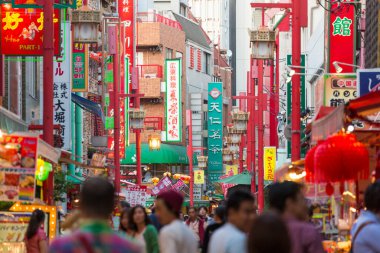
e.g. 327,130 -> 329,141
357,69 -> 380,97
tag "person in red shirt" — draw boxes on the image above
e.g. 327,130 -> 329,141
186,207 -> 205,247
24,209 -> 48,253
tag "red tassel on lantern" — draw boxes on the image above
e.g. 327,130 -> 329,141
314,133 -> 369,183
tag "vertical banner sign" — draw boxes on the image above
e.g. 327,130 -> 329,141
357,69 -> 380,97
286,55 -> 306,158
264,147 -> 276,181
105,58 -> 115,158
194,170 -> 205,184
327,1 -> 356,73
207,82 -> 223,174
165,59 -> 182,142
53,22 -> 71,150
72,43 -> 88,92
323,74 -> 357,106
0,6 -> 61,55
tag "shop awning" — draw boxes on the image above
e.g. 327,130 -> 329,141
216,170 -> 252,185
311,105 -> 345,144
0,107 -> 28,133
71,93 -> 105,123
347,90 -> 380,117
121,144 -> 196,165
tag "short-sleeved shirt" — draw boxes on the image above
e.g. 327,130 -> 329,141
49,221 -> 141,253
24,227 -> 47,253
208,223 -> 247,253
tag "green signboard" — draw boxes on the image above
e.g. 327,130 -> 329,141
207,82 -> 223,175
72,44 -> 88,92
286,54 -> 306,159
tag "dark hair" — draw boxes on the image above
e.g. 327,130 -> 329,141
128,205 -> 151,231
188,207 -> 197,212
364,180 -> 380,213
119,209 -> 130,232
26,209 -> 45,239
226,190 -> 255,213
268,181 -> 302,213
248,212 -> 291,253
215,206 -> 226,222
120,201 -> 131,210
80,177 -> 115,218
199,206 -> 208,213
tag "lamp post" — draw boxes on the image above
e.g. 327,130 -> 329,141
250,26 -> 276,212
332,61 -> 360,73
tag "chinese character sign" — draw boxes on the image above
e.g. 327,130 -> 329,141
53,22 -> 71,150
1,6 -> 60,55
165,59 -> 182,142
208,82 -> 223,172
357,69 -> 380,97
327,1 -> 356,73
323,74 -> 357,107
194,170 -> 205,184
72,43 -> 88,92
264,147 -> 276,181
121,185 -> 148,207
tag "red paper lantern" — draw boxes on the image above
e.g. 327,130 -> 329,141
305,145 -> 317,182
314,133 -> 369,183
325,182 -> 334,196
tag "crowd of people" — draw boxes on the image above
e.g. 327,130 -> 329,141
22,177 -> 380,253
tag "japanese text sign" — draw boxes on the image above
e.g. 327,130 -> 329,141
1,6 -> 60,55
207,82 -> 223,172
53,22 -> 71,150
323,74 -> 357,107
357,69 -> 380,97
0,135 -> 38,202
121,185 -> 148,207
118,0 -> 134,72
152,176 -> 173,195
172,179 -> 187,192
72,43 -> 88,92
327,1 -> 356,73
264,147 -> 276,181
194,170 -> 205,184
165,59 -> 182,142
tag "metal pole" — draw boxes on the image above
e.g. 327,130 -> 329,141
187,110 -> 194,207
112,25 -> 121,194
257,59 -> 264,212
291,0 -> 301,161
269,61 -> 276,147
42,0 -> 54,205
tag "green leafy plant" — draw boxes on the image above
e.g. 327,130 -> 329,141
53,170 -> 74,203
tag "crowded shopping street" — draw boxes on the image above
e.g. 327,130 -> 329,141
1,0 -> 380,252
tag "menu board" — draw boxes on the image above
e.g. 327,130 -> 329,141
122,185 -> 149,207
0,136 -> 37,202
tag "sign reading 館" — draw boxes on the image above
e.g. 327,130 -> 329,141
165,59 -> 182,142
326,1 -> 356,73
53,22 -> 71,150
1,6 -> 61,55
207,82 -> 223,174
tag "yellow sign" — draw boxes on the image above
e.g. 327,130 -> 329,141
225,165 -> 238,176
264,147 -> 276,181
194,170 -> 205,184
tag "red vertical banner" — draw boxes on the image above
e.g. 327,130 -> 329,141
119,27 -> 126,159
327,2 -> 356,73
119,0 -> 134,83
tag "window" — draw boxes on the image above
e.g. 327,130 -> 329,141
166,48 -> 173,59
197,49 -> 202,71
26,59 -> 37,99
203,52 -> 211,75
189,47 -> 194,69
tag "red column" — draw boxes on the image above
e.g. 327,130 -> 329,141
257,59 -> 264,212
246,69 -> 252,177
239,90 -> 247,173
291,0 -> 301,161
135,77 -> 142,185
113,25 -> 121,194
250,59 -> 256,194
269,61 -> 277,147
42,0 -> 55,204
275,37 -> 280,148
187,110 -> 194,207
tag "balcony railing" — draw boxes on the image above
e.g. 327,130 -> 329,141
137,64 -> 163,79
137,12 -> 183,30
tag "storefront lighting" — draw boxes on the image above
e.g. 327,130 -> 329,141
332,61 -> 360,73
349,207 -> 357,213
72,6 -> 101,44
347,125 -> 355,133
0,129 -> 4,138
289,171 -> 306,180
148,135 -> 161,151
342,191 -> 356,199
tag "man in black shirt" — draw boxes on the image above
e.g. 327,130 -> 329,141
202,206 -> 226,253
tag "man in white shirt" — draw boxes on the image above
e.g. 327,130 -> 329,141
208,190 -> 256,253
156,190 -> 198,253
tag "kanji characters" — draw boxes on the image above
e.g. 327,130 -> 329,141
209,129 -> 221,139
209,102 -> 221,112
332,16 -> 352,36
209,117 -> 222,125
36,12 -> 58,31
210,145 -> 222,154
54,99 -> 65,111
2,12 -> 23,30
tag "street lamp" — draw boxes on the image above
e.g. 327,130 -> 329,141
148,135 -> 161,151
197,156 -> 208,169
285,66 -> 296,77
333,61 -> 360,73
72,5 -> 101,43
250,26 -> 276,59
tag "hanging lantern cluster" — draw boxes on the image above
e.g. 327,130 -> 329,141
152,177 -> 160,185
163,171 -> 172,178
173,174 -> 190,183
305,133 -> 369,183
197,156 -> 208,168
222,149 -> 233,162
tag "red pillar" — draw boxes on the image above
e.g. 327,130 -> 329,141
250,59 -> 256,194
246,69 -> 252,177
135,80 -> 142,185
239,91 -> 246,173
257,59 -> 264,212
187,110 -> 194,207
291,0 -> 301,161
269,60 -> 276,147
275,36 -> 280,148
42,0 -> 55,204
113,25 -> 121,194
